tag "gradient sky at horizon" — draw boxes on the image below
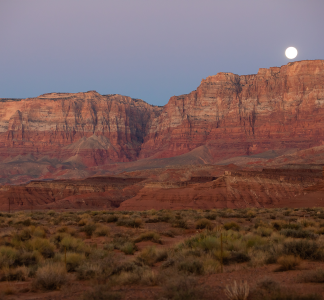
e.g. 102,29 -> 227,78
1,0 -> 323,105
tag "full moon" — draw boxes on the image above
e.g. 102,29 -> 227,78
285,47 -> 298,59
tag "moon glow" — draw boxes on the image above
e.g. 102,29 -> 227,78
285,47 -> 298,59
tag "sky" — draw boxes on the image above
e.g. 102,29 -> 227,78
1,0 -> 323,106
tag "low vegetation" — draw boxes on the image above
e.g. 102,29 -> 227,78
0,208 -> 323,299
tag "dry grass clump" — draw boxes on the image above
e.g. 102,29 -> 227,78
225,280 -> 249,300
1,266 -> 28,281
282,239 -> 320,260
195,218 -> 213,230
80,223 -> 97,238
34,263 -> 67,290
280,229 -> 317,240
276,255 -> 301,271
59,235 -> 86,253
134,231 -> 162,244
110,234 -> 137,255
172,218 -> 188,229
94,225 -> 110,237
64,252 -> 85,272
136,246 -> 168,266
116,217 -> 143,228
26,238 -> 55,258
224,222 -> 240,231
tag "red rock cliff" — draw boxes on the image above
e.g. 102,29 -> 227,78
0,60 -> 323,183
140,60 -> 324,161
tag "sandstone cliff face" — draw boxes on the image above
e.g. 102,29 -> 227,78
139,60 -> 324,160
0,60 -> 324,184
0,92 -> 162,165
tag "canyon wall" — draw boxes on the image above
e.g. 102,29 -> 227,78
0,60 -> 323,183
139,60 -> 324,160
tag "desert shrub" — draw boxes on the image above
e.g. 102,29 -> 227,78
14,228 -> 32,241
116,217 -> 142,228
178,259 -> 204,275
145,217 -> 159,223
134,231 -> 162,244
94,225 -> 110,237
136,246 -> 167,266
298,269 -> 324,283
256,226 -> 273,237
276,255 -> 301,271
34,263 -> 66,290
106,215 -> 118,223
282,240 -> 319,260
26,238 -> 55,258
229,251 -> 251,263
76,262 -> 101,280
88,248 -> 109,260
120,242 -> 136,255
172,218 -> 188,229
52,232 -> 69,246
0,246 -> 19,267
280,229 -> 317,240
78,219 -> 88,226
205,213 -> 217,220
82,285 -> 121,300
195,218 -> 213,230
18,250 -> 41,266
225,280 -> 249,300
1,266 -> 28,281
224,222 -> 240,231
162,230 -> 176,238
33,226 -> 46,238
60,236 -> 86,253
57,226 -> 69,233
202,257 -> 220,274
162,276 -> 203,300
65,252 -> 85,272
80,223 -> 97,238
47,210 -> 56,217
157,213 -> 173,222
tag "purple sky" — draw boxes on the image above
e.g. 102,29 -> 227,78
1,0 -> 323,105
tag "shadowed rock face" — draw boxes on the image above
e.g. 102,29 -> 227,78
0,60 -> 324,184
